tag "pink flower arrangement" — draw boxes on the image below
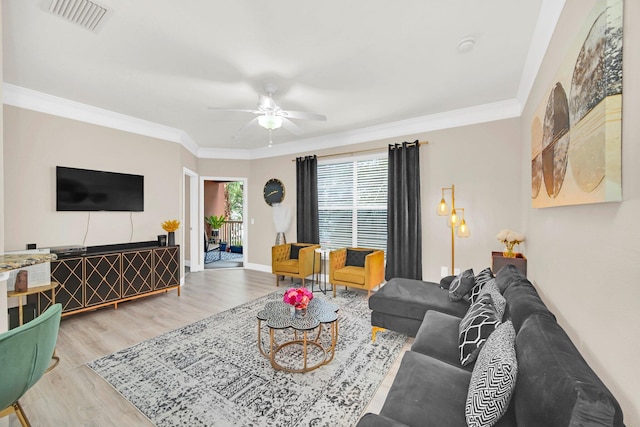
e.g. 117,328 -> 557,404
283,287 -> 313,309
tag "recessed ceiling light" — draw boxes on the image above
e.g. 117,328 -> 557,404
457,37 -> 476,54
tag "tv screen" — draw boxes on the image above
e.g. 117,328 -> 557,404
56,166 -> 144,212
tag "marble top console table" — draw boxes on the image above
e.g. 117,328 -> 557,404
1,253 -> 57,332
0,253 -> 57,274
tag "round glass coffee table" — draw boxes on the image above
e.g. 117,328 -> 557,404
257,297 -> 339,373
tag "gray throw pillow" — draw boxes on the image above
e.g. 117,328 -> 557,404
289,244 -> 304,260
469,267 -> 494,304
459,293 -> 501,366
479,279 -> 506,320
440,275 -> 456,290
466,320 -> 518,427
449,268 -> 475,301
345,249 -> 373,267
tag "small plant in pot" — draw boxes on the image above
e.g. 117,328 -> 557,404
206,215 -> 226,241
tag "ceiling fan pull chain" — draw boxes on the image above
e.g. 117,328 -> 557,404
268,129 -> 273,148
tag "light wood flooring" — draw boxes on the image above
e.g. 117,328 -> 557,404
6,268 -> 410,427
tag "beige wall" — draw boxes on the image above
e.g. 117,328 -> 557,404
3,106 -> 183,252
521,0 -> 639,424
420,119 -> 523,279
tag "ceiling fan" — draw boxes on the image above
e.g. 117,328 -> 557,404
209,83 -> 327,145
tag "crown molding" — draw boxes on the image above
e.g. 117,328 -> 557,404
516,0 -> 566,107
2,83 -> 199,156
4,82 -> 523,161
197,99 -> 522,160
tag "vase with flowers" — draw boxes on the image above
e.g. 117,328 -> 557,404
161,219 -> 181,246
496,229 -> 525,258
283,287 -> 313,318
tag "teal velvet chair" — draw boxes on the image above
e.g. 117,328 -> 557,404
0,304 -> 62,426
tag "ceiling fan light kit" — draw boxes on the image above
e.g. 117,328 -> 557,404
258,115 -> 283,130
209,83 -> 326,145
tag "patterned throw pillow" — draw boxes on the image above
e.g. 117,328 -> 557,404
449,268 -> 475,301
345,249 -> 373,267
459,294 -> 501,366
479,279 -> 506,320
466,321 -> 518,427
469,267 -> 494,304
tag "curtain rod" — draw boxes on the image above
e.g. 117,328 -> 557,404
292,140 -> 429,162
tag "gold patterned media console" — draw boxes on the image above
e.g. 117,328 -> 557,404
29,242 -> 180,317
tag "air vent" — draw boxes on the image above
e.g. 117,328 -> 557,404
48,0 -> 108,32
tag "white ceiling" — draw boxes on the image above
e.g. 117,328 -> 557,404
2,0 -> 564,158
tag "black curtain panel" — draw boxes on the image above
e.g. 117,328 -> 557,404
386,141 -> 422,280
296,155 -> 319,244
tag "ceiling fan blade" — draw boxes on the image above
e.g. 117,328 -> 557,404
281,118 -> 304,135
208,107 -> 261,115
235,117 -> 260,135
280,110 -> 327,121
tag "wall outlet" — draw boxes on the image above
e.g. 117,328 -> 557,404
440,266 -> 448,277
453,268 -> 461,275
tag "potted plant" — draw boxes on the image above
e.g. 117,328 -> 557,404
206,215 -> 226,241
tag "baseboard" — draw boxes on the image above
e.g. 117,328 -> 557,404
244,263 -> 271,273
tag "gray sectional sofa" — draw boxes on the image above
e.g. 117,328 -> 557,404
359,265 -> 624,427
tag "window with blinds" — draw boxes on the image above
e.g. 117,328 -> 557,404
318,156 -> 388,251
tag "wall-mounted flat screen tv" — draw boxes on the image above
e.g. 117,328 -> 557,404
56,166 -> 144,211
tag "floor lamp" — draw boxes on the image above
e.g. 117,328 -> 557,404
437,184 -> 470,275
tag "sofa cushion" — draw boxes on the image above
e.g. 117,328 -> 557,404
503,280 -> 554,332
469,267 -> 494,304
479,279 -> 506,320
412,311 -> 472,371
379,351 -> 471,427
459,294 -> 500,366
371,311 -> 424,338
466,321 -> 517,427
515,314 -> 624,426
334,266 -> 365,284
369,278 -> 470,323
495,264 -> 526,294
275,259 -> 299,274
289,244 -> 304,260
449,268 -> 475,301
346,248 -> 373,267
356,413 -> 410,427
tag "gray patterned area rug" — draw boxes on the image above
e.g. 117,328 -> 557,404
87,290 -> 407,427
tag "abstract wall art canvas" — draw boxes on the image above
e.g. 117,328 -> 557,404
531,0 -> 622,208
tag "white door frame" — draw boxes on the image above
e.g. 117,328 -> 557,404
200,175 -> 248,269
183,167 -> 200,272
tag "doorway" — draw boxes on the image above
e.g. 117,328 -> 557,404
201,177 -> 247,269
182,167 -> 199,275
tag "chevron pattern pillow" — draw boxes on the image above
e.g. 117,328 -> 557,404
466,320 -> 518,427
459,293 -> 501,366
469,267 -> 495,304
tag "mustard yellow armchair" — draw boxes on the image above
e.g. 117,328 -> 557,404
329,247 -> 385,297
272,243 -> 320,287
